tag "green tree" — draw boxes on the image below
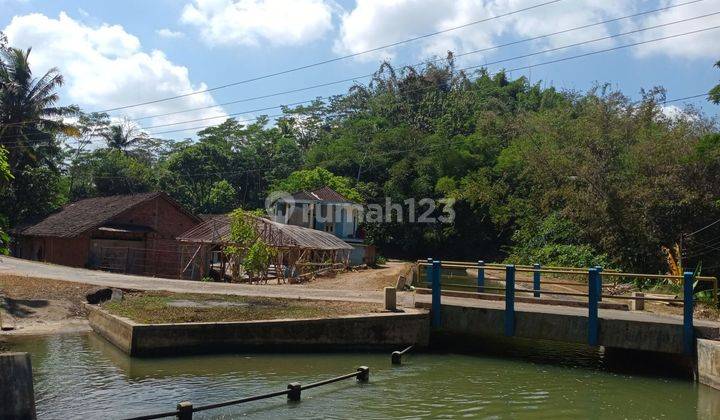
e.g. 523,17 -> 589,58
270,167 -> 362,202
710,60 -> 720,105
207,180 -> 238,214
0,47 -> 78,225
158,141 -> 234,213
90,149 -> 155,196
100,120 -> 148,154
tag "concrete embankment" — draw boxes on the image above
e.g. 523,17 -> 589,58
698,339 -> 720,391
87,304 -> 429,356
416,300 -> 720,354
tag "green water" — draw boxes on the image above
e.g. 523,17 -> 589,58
3,333 -> 719,419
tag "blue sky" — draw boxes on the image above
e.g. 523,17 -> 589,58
1,0 -> 718,138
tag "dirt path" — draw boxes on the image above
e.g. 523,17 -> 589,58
0,274 -> 97,335
299,261 -> 409,290
0,257 -> 416,336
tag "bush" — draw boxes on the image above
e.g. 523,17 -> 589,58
506,243 -> 611,268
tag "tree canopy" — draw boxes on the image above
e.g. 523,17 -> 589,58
1,37 -> 719,276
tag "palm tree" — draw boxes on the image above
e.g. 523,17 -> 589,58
100,120 -> 148,153
0,47 -> 78,170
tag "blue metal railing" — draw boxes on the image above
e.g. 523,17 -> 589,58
422,259 -> 697,355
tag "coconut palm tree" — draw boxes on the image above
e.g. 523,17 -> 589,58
100,121 -> 148,153
0,47 -> 78,170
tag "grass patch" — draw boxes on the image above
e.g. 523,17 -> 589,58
101,291 -> 379,324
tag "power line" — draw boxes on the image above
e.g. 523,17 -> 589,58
128,14 -> 720,134
0,0 -> 708,131
685,218 -> 720,237
2,27 -> 718,146
128,0 -> 705,123
94,0 -> 565,113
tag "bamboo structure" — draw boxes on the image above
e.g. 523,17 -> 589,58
177,214 -> 353,283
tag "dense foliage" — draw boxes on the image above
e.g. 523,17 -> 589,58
1,35 -> 719,275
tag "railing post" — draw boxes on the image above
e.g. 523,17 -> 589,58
425,257 -> 433,286
588,268 -> 599,346
356,366 -> 370,382
431,260 -> 442,328
287,382 -> 301,402
176,401 -> 193,420
595,266 -> 603,302
505,265 -> 515,337
477,260 -> 485,293
683,271 -> 694,355
533,263 -> 541,298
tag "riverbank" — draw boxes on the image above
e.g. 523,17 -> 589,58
0,275 -> 96,335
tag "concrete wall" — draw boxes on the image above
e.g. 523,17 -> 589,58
87,304 -> 135,354
87,305 -> 430,356
0,352 -> 36,419
698,339 -> 720,391
422,303 -> 718,355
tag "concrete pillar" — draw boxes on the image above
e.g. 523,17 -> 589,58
356,366 -> 370,382
697,339 -> 720,391
287,382 -> 301,401
630,292 -> 645,311
176,401 -> 193,420
384,287 -> 397,311
0,352 -> 37,420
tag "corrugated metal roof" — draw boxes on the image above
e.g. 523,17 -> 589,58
177,214 -> 353,250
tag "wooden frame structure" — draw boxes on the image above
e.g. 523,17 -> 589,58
177,214 -> 353,283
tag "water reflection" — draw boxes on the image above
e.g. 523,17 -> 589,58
4,333 -> 719,419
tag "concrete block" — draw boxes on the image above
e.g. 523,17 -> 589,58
697,339 -> 720,391
630,292 -> 645,311
385,287 -> 397,311
86,304 -> 429,356
0,352 -> 36,419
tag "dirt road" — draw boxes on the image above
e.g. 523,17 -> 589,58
0,257 -> 414,335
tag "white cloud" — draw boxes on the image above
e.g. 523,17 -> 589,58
629,0 -> 720,60
334,0 -> 633,64
334,0 -> 718,66
156,28 -> 185,39
661,104 -> 683,119
3,12 -> 226,137
180,0 -> 335,47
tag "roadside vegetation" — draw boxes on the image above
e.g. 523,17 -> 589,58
2,28 -> 720,284
101,291 -> 379,324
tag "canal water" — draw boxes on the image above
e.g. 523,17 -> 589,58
3,333 -> 718,419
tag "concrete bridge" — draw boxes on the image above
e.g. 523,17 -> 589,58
414,294 -> 719,355
416,260 -> 720,390
416,260 -> 720,353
